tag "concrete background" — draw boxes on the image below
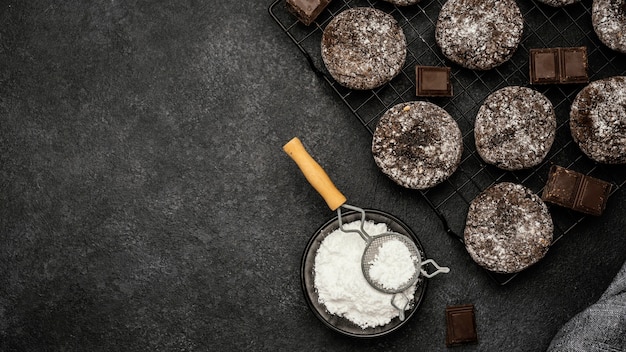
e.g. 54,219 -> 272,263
1,0 -> 625,351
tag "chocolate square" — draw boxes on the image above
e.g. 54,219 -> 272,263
542,165 -> 581,208
446,304 -> 478,347
560,47 -> 588,83
416,66 -> 452,97
530,47 -> 588,84
530,49 -> 559,84
542,165 -> 612,216
286,0 -> 331,26
574,177 -> 612,216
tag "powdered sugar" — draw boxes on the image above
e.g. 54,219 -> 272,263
368,238 -> 417,290
314,220 -> 417,329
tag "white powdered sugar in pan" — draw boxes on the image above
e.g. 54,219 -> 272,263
314,220 -> 418,329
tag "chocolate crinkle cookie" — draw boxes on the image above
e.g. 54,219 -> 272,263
592,0 -> 626,54
321,7 -> 406,90
372,101 -> 463,190
464,182 -> 553,274
570,76 -> 626,164
435,0 -> 524,70
474,86 -> 556,171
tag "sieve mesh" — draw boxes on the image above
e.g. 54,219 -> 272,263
361,233 -> 422,294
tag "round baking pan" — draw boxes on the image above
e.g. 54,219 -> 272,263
300,209 -> 428,338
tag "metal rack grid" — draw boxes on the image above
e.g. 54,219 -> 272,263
269,0 -> 626,284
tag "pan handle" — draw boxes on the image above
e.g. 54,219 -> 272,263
283,137 -> 347,211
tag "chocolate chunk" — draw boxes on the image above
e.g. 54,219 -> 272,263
531,49 -> 559,83
560,47 -> 588,83
446,304 -> 478,347
530,47 -> 588,84
543,166 -> 580,207
286,0 -> 331,26
542,165 -> 612,216
416,66 -> 453,97
575,177 -> 612,215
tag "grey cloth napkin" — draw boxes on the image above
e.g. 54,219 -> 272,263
547,260 -> 626,352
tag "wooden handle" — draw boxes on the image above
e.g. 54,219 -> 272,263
283,137 -> 347,211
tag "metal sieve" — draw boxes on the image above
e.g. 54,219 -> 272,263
339,203 -> 449,320
283,137 -> 449,321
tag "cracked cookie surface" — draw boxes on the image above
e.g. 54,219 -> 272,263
592,0 -> 626,54
474,86 -> 556,171
464,182 -> 553,274
321,7 -> 406,90
435,0 -> 523,70
570,76 -> 626,164
372,101 -> 462,190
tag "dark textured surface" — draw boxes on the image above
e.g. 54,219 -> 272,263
1,0 -> 625,351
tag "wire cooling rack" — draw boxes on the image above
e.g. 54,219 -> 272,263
270,0 -> 626,284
